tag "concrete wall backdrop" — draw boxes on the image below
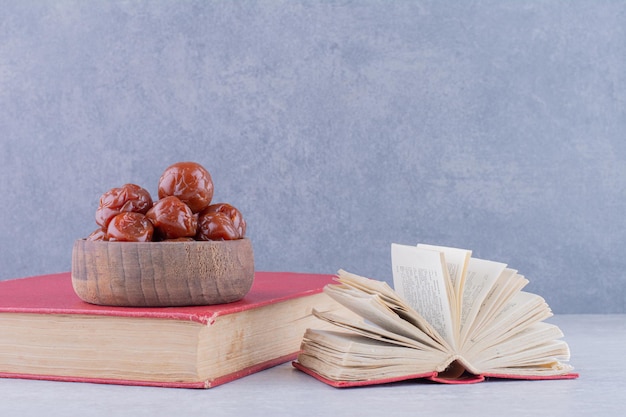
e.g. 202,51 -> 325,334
1,1 -> 625,313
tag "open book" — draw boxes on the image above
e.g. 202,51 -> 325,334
294,243 -> 578,386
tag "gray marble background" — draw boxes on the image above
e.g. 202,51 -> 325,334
1,1 -> 624,313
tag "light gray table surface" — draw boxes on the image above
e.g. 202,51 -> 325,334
1,314 -> 624,417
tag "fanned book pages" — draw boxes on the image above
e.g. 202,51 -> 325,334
294,243 -> 578,386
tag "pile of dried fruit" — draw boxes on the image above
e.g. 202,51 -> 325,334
86,162 -> 246,242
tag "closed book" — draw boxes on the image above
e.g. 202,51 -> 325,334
0,271 -> 347,388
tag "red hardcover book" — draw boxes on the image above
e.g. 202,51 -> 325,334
0,271 -> 348,389
292,254 -> 579,387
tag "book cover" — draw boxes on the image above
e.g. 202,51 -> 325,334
0,271 -> 342,388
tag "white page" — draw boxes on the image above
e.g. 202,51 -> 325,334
461,269 -> 527,349
323,284 -> 445,348
459,257 -> 507,345
463,291 -> 553,356
312,308 -> 443,350
391,243 -> 455,347
333,270 -> 448,348
416,243 -> 471,304
470,321 -> 565,368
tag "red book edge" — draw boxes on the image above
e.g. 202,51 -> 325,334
0,271 -> 336,325
291,362 -> 579,387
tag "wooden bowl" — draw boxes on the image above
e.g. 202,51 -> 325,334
71,238 -> 254,307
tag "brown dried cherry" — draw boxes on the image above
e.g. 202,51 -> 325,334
145,196 -> 198,240
196,211 -> 240,241
86,228 -> 108,241
199,203 -> 246,238
157,162 -> 214,213
95,183 -> 153,228
106,212 -> 154,242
